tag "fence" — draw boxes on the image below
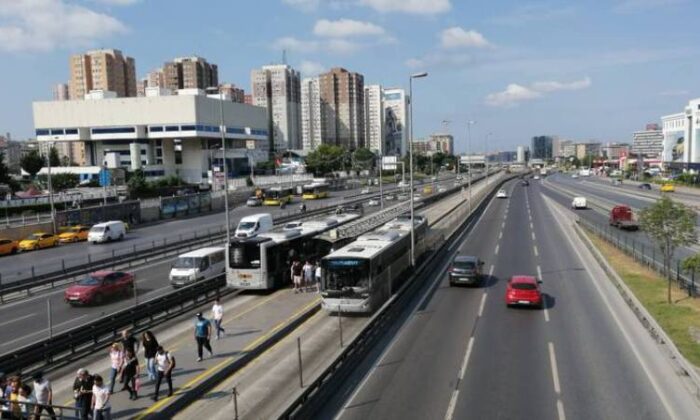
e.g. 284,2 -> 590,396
577,217 -> 698,297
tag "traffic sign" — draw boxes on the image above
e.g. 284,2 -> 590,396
99,169 -> 111,187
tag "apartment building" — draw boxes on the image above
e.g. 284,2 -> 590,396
364,84 -> 384,154
162,56 -> 218,91
301,77 -> 322,151
53,83 -> 70,101
69,49 -> 137,99
251,64 -> 301,151
319,67 -> 365,150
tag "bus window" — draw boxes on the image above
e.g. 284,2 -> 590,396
229,242 -> 261,268
322,258 -> 370,295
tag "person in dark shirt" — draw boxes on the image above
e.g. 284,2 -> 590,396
141,330 -> 159,381
120,348 -> 140,400
72,369 -> 93,420
121,329 -> 139,355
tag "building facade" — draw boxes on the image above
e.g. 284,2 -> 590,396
531,135 -> 553,160
364,85 -> 384,154
219,83 -> 245,103
560,140 -> 575,158
69,49 -> 137,99
251,64 -> 301,152
53,83 -> 70,101
301,77 -> 322,151
429,133 -> 454,155
318,67 -> 365,150
383,88 -> 409,156
662,112 -> 686,164
603,143 -> 630,160
162,57 -> 218,91
632,125 -> 664,158
33,92 -> 269,183
516,145 -> 526,163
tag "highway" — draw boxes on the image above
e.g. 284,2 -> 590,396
330,178 -> 700,420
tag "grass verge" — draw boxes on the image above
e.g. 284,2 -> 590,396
586,231 -> 700,368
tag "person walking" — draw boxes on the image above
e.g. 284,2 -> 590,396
120,349 -> 140,400
303,260 -> 314,293
91,375 -> 111,420
72,369 -> 93,420
8,376 -> 22,420
121,329 -> 139,355
152,346 -> 176,401
194,312 -> 213,362
291,260 -> 303,293
141,331 -> 159,381
211,299 -> 225,340
107,343 -> 123,395
32,371 -> 56,420
315,262 -> 322,293
17,384 -> 35,420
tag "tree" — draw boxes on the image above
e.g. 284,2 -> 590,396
0,152 -> 10,185
682,254 -> 700,297
305,144 -> 346,175
639,196 -> 697,303
39,173 -> 79,191
20,149 -> 45,179
60,155 -> 71,167
127,169 -> 150,198
352,148 -> 375,171
48,147 -> 61,167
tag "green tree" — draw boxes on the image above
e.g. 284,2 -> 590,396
0,152 -> 10,185
40,173 -> 79,191
48,147 -> 61,167
127,169 -> 151,198
639,196 -> 697,303
20,149 -> 45,179
682,254 -> 700,297
305,144 -> 346,175
60,155 -> 71,167
352,148 -> 376,171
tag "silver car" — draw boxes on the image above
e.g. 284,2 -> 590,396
246,196 -> 262,207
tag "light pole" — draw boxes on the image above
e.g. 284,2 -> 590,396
378,154 -> 384,209
466,120 -> 476,213
409,71 -> 428,267
485,132 -> 492,185
46,142 -> 56,234
206,86 -> 231,244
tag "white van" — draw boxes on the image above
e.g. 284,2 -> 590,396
88,221 -> 126,243
235,213 -> 273,238
571,197 -> 587,210
169,247 -> 226,287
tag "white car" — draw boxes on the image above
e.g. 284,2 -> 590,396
571,196 -> 587,209
533,175 -> 540,180
397,193 -> 409,201
367,198 -> 380,206
571,173 -> 579,179
437,186 -> 446,193
496,189 -> 508,199
361,188 -> 370,194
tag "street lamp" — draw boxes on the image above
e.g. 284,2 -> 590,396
466,120 -> 476,213
485,132 -> 493,185
205,86 -> 231,244
409,71 -> 428,267
46,142 -> 56,234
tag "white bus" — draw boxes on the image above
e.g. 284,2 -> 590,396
320,215 -> 429,314
226,212 -> 362,290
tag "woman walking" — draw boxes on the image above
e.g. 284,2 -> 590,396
141,331 -> 159,381
120,348 -> 140,400
107,343 -> 123,394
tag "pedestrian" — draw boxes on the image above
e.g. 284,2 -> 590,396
152,346 -> 176,401
121,329 -> 139,355
120,349 -> 140,400
8,376 -> 22,420
31,371 -> 56,420
72,369 -> 93,420
194,312 -> 214,362
17,384 -> 34,420
107,343 -> 123,395
291,261 -> 303,293
303,260 -> 314,292
141,331 -> 159,381
211,299 -> 225,340
315,262 -> 322,293
91,375 -> 111,420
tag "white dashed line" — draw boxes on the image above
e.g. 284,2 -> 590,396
549,342 -> 561,394
533,245 -> 539,257
501,222 -> 506,229
537,265 -> 543,279
530,222 -> 534,230
489,265 -> 494,277
478,292 -> 487,317
499,231 -> 503,240
494,244 -> 500,255
531,232 -> 536,241
557,400 -> 567,420
444,336 -> 475,420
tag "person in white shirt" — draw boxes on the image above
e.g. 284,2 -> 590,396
315,263 -> 322,293
32,371 -> 56,420
91,375 -> 111,420
211,299 -> 225,340
152,346 -> 176,401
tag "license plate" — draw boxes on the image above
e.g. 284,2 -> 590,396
518,300 -> 530,304
69,296 -> 79,301
240,281 -> 250,286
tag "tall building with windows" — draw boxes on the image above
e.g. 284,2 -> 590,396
162,56 -> 218,91
430,133 -> 454,155
531,135 -> 554,160
53,83 -> 70,101
318,67 -> 365,150
251,64 -> 301,151
632,124 -> 664,159
301,77 -> 322,151
383,88 -> 409,156
364,84 -> 384,154
218,83 -> 245,103
69,49 -> 137,99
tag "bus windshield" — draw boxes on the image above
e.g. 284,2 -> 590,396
322,258 -> 370,297
229,242 -> 262,269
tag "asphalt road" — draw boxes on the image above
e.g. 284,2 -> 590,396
0,176 -> 462,353
331,178 -> 699,420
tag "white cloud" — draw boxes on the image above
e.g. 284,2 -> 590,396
313,18 -> 385,38
272,36 -> 359,55
440,27 -> 490,49
614,0 -> 687,13
359,0 -> 450,14
0,0 -> 128,52
299,60 -> 326,76
485,76 -> 591,108
490,4 -> 575,25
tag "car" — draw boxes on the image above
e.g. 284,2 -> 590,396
505,275 -> 543,308
398,181 -> 409,188
496,189 -> 507,198
437,186 -> 446,193
449,255 -> 484,286
397,193 -> 409,201
521,180 -> 529,186
19,232 -> 58,251
246,196 -> 262,207
361,188 -> 370,194
58,225 -> 91,243
454,180 -> 461,186
571,173 -> 579,179
661,183 -> 675,192
367,198 -> 380,206
431,176 -> 438,182
64,271 -> 134,306
283,221 -> 303,230
571,196 -> 587,209
638,183 -> 652,190
413,194 -> 422,202
533,175 -> 540,180
385,194 -> 396,201
0,238 -> 19,256
612,179 -> 623,186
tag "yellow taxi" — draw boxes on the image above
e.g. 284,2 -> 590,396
58,225 -> 91,243
19,232 -> 59,251
661,183 -> 675,193
0,238 -> 19,256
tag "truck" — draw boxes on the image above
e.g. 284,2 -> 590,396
609,205 -> 639,231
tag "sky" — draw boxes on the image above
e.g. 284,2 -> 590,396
1,0 -> 700,153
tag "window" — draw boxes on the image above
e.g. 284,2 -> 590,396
91,127 -> 136,134
65,128 -> 78,135
226,127 -> 246,134
181,125 -> 196,131
165,126 -> 179,132
35,129 -> 49,136
50,129 -> 64,135
149,126 -> 163,132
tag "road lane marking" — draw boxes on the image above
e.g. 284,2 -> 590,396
501,221 -> 505,229
557,399 -> 567,420
0,313 -> 35,327
530,222 -> 534,230
548,342 -> 561,394
478,293 -> 487,317
532,232 -> 536,241
537,265 -> 543,279
488,265 -> 494,277
1,314 -> 89,348
533,245 -> 539,257
498,231 -> 503,240
494,244 -> 499,255
445,336 -> 475,420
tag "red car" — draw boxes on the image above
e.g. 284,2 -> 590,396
505,275 -> 543,308
64,271 -> 134,306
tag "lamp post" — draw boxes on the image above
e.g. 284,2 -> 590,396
205,86 -> 231,244
409,71 -> 428,267
466,120 -> 476,213
485,132 -> 492,185
46,142 -> 56,234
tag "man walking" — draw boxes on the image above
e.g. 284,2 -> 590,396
72,369 -> 93,420
291,260 -> 303,293
194,312 -> 213,362
315,262 -> 322,293
211,299 -> 225,340
152,346 -> 176,401
32,371 -> 56,420
303,260 -> 314,292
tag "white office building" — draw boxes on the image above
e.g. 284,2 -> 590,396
301,77 -> 322,151
516,146 -> 525,163
661,112 -> 687,165
251,64 -> 301,152
383,88 -> 409,156
33,90 -> 269,183
364,84 -> 385,155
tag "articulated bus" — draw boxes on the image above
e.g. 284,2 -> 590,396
302,182 -> 330,200
320,215 -> 428,314
263,187 -> 294,206
226,212 -> 362,290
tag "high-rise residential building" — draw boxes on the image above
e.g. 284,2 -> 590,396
383,88 -> 409,156
318,67 -> 365,150
69,49 -> 137,99
632,125 -> 664,158
136,78 -> 148,97
560,140 -> 576,157
162,56 -> 218,91
531,135 -> 554,160
364,85 -> 384,154
516,146 -> 526,163
412,139 -> 431,154
603,143 -> 630,160
661,112 -> 686,163
301,77 -> 322,151
575,142 -> 602,160
218,83 -> 245,103
252,64 -> 301,151
147,68 -> 166,88
244,94 -> 253,105
429,133 -> 454,155
53,83 -> 70,101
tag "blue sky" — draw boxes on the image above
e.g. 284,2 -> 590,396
1,0 -> 700,153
